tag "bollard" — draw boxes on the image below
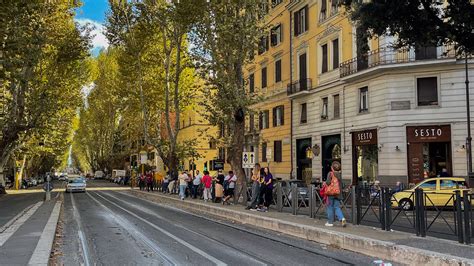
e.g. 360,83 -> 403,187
308,185 -> 314,218
356,186 -> 362,224
415,188 -> 426,237
276,182 -> 283,212
351,186 -> 356,225
463,193 -> 471,245
385,187 -> 392,231
455,190 -> 464,243
291,183 -> 298,215
379,188 -> 386,230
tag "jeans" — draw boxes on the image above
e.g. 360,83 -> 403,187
179,185 -> 187,199
192,185 -> 200,198
327,197 -> 344,223
249,182 -> 260,208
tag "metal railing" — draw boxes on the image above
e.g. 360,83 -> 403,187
340,45 -> 456,78
287,78 -> 312,95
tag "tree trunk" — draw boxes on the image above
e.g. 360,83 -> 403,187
230,120 -> 247,204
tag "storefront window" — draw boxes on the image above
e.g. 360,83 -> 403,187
356,145 -> 378,184
422,142 -> 449,178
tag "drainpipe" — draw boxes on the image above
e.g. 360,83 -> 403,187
289,10 -> 294,180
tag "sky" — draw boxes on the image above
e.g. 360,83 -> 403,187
75,0 -> 110,56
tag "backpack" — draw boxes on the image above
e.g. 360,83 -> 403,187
325,172 -> 341,196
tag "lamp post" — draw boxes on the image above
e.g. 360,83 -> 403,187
465,51 -> 473,185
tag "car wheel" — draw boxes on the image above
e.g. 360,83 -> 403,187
399,199 -> 413,211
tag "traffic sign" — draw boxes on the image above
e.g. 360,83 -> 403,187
43,182 -> 53,192
242,152 -> 255,168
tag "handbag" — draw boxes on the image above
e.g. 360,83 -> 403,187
325,172 -> 341,196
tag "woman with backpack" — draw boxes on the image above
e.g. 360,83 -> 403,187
323,161 -> 346,227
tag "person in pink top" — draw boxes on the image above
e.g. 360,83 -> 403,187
201,171 -> 212,202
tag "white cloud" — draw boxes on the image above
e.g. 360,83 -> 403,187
75,18 -> 109,53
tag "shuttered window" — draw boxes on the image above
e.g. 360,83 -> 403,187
294,6 -> 308,36
275,59 -> 282,83
321,44 -> 328,73
274,141 -> 282,162
261,67 -> 267,88
333,94 -> 340,119
272,105 -> 284,127
249,73 -> 255,93
300,103 -> 307,123
262,142 -> 267,162
417,77 -> 438,106
332,39 -> 339,70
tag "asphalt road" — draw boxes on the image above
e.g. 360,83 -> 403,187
58,183 -> 377,265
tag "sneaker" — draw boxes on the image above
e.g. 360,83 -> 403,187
325,222 -> 334,227
341,218 -> 347,227
250,208 -> 258,211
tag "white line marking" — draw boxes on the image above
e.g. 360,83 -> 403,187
92,192 -> 228,266
70,192 -> 91,266
85,192 -> 176,265
103,191 -> 267,266
0,201 -> 43,246
28,201 -> 62,265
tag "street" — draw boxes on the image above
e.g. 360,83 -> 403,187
56,180 -> 375,265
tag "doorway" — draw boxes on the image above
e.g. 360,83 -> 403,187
322,134 -> 341,181
296,138 -> 312,182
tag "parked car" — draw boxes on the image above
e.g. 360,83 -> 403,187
30,178 -> 38,186
94,171 -> 104,179
392,177 -> 472,210
66,177 -> 86,193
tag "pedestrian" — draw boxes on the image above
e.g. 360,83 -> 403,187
178,171 -> 188,200
246,163 -> 262,210
193,170 -> 202,199
259,167 -> 273,212
162,172 -> 170,193
223,171 -> 237,204
324,161 -> 346,227
139,173 -> 145,191
146,171 -> 153,192
168,175 -> 176,194
201,171 -> 212,202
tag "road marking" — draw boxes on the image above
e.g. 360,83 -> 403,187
103,191 -> 268,266
85,192 -> 177,265
28,201 -> 62,266
0,201 -> 43,246
70,192 -> 91,266
92,192 -> 228,266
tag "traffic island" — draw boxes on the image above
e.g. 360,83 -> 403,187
127,189 -> 474,266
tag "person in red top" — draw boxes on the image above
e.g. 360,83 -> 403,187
201,171 -> 212,202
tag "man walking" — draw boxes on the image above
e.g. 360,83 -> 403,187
201,171 -> 212,202
193,170 -> 202,199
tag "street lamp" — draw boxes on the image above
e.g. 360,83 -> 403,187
465,49 -> 473,185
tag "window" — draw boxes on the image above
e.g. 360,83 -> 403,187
321,44 -> 328,73
274,140 -> 282,162
271,0 -> 283,7
440,180 -> 456,189
359,86 -> 369,112
209,140 -> 217,149
332,38 -> 339,69
417,77 -> 438,106
300,103 -> 307,123
262,142 -> 267,162
261,67 -> 267,88
331,0 -> 339,15
249,73 -> 255,93
294,5 -> 308,36
275,59 -> 282,83
320,0 -> 327,21
333,94 -> 340,119
271,24 -> 282,46
299,53 -> 307,81
321,97 -> 328,119
258,36 -> 269,55
249,113 -> 255,132
218,148 -> 226,160
419,180 -> 437,190
273,105 -> 284,127
259,110 -> 270,129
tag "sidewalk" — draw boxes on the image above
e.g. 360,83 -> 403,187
0,198 -> 62,265
127,189 -> 474,266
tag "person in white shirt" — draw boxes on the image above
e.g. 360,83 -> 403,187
223,171 -> 237,204
178,171 -> 189,200
192,170 -> 203,199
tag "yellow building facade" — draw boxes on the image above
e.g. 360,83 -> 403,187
245,0 -> 355,181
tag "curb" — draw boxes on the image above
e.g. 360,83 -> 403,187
129,190 -> 474,266
27,200 -> 62,266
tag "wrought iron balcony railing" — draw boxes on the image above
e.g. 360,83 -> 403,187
340,45 -> 456,78
287,78 -> 312,96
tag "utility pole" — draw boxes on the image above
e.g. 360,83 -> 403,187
465,52 -> 473,185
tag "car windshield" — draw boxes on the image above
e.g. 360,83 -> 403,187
69,179 -> 85,184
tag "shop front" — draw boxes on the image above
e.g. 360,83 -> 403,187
322,135 -> 341,181
296,138 -> 312,182
407,125 -> 452,184
352,129 -> 378,185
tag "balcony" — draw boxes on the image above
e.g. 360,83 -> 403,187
287,78 -> 312,96
340,45 -> 456,78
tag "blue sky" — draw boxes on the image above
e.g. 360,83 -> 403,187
76,0 -> 109,55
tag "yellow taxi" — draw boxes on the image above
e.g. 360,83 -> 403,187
391,177 -> 472,210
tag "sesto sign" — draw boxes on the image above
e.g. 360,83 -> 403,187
407,125 -> 451,143
352,129 -> 377,146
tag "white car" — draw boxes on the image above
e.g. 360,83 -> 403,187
66,178 -> 86,193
